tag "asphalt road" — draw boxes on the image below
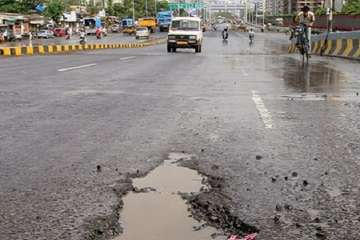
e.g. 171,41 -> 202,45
0,31 -> 360,240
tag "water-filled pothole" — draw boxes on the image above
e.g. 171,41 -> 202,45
114,153 -> 225,240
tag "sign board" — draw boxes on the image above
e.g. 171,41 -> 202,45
168,2 -> 206,10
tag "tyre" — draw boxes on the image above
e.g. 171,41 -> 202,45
195,45 -> 201,53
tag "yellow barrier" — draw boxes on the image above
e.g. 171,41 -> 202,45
1,38 -> 166,57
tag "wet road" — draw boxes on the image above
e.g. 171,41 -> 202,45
0,31 -> 360,240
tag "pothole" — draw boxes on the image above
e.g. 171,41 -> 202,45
114,153 -> 226,240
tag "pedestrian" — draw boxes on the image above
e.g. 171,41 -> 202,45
68,27 -> 73,38
29,31 -> 32,47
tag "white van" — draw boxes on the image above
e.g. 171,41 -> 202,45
167,17 -> 203,53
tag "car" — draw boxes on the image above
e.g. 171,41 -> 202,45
167,17 -> 203,53
111,24 -> 120,33
53,28 -> 65,37
2,29 -> 16,41
37,29 -> 54,39
135,27 -> 150,39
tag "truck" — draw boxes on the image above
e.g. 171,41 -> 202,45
157,11 -> 172,32
122,18 -> 135,35
138,17 -> 156,33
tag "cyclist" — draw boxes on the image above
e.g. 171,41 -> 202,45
248,28 -> 255,43
294,5 -> 315,44
222,26 -> 229,40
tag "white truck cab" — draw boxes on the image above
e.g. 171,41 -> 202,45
167,17 -> 203,53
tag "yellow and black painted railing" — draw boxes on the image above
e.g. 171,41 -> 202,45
0,38 -> 166,57
288,32 -> 360,60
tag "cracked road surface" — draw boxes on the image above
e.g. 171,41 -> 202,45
0,31 -> 360,240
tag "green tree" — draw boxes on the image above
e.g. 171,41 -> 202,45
157,0 -> 168,11
342,0 -> 360,15
0,0 -> 45,13
106,0 -> 114,15
314,7 -> 326,16
44,0 -> 66,22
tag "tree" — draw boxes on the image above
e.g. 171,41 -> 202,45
342,0 -> 360,15
44,0 -> 66,22
314,7 -> 326,16
0,0 -> 45,13
106,0 -> 114,15
157,0 -> 168,11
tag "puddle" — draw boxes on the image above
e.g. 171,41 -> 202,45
281,59 -> 344,93
114,153 -> 224,240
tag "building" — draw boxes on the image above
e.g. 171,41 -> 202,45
0,13 -> 29,38
208,0 -> 246,17
265,0 -> 284,15
282,0 -> 323,14
324,0 -> 346,12
85,0 -> 122,8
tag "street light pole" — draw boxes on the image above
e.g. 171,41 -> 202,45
255,3 -> 258,25
155,0 -> 157,16
329,0 -> 333,32
132,0 -> 135,21
245,0 -> 248,23
145,0 -> 148,16
262,0 -> 265,28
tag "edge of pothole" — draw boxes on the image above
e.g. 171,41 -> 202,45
82,152 -> 259,240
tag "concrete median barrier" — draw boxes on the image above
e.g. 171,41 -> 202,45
288,31 -> 360,60
0,38 -> 166,57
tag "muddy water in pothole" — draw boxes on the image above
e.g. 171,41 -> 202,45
114,153 -> 222,240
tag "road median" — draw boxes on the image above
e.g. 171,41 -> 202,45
288,31 -> 360,60
0,38 -> 166,57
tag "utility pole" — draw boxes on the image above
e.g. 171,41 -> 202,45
154,0 -> 157,16
145,0 -> 148,16
132,0 -> 135,21
245,0 -> 248,23
255,3 -> 258,25
262,0 -> 265,28
328,0 -> 333,32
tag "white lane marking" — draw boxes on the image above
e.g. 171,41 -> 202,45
252,90 -> 273,129
119,56 -> 136,61
58,63 -> 97,72
241,69 -> 249,77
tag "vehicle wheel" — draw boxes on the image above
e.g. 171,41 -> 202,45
195,45 -> 201,53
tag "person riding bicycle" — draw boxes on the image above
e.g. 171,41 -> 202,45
248,28 -> 255,42
222,26 -> 229,40
294,5 -> 315,44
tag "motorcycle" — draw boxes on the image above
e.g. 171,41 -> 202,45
96,29 -> 102,39
249,32 -> 254,45
79,31 -> 87,44
80,36 -> 86,45
222,29 -> 228,40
